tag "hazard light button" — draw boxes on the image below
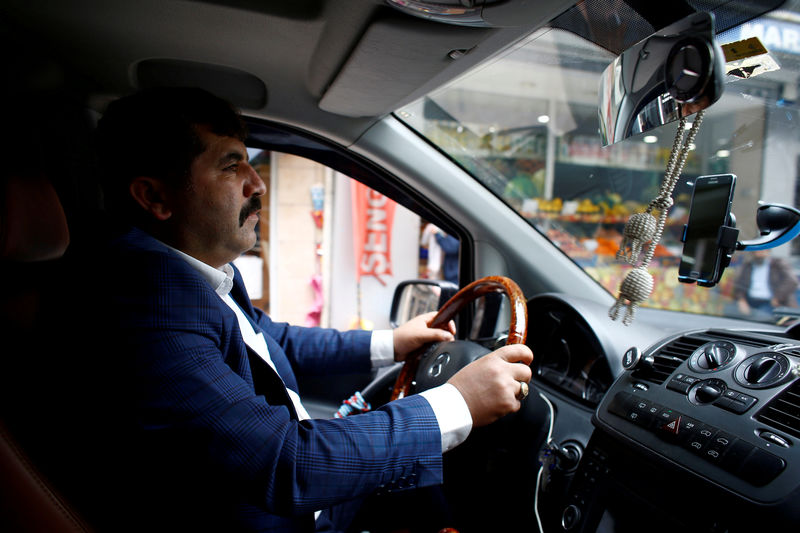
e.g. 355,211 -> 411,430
656,412 -> 682,440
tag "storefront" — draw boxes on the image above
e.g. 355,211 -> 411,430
236,150 -> 445,331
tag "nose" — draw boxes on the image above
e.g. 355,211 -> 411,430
244,162 -> 267,197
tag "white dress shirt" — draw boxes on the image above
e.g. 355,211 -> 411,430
170,247 -> 472,453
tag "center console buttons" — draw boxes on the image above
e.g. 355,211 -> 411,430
606,392 -> 786,485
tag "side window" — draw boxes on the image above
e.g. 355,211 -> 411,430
239,149 -> 459,330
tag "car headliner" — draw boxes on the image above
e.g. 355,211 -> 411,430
0,0 -> 582,145
2,0 -> 783,145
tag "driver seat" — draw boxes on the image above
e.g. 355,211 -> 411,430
0,172 -> 91,532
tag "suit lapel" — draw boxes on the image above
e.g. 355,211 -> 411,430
227,273 -> 300,419
246,347 -> 299,419
229,268 -> 300,392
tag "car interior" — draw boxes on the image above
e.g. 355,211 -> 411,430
2,0 -> 800,532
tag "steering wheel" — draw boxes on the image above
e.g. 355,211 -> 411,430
390,275 -> 528,401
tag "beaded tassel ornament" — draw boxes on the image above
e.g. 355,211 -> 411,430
334,391 -> 371,418
609,111 -> 705,325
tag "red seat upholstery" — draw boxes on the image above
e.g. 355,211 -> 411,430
0,173 -> 90,532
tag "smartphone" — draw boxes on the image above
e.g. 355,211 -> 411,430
678,174 -> 737,286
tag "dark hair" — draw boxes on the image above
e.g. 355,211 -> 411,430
95,87 -> 247,216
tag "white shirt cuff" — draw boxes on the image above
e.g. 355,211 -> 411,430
370,329 -> 395,368
419,383 -> 473,453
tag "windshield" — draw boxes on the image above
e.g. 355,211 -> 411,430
396,0 -> 800,324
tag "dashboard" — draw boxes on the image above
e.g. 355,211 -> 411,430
522,294 -> 800,532
527,298 -> 613,407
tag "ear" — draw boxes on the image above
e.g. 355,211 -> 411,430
129,177 -> 173,221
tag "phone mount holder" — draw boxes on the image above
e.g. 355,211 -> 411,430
681,203 -> 800,287
736,203 -> 800,251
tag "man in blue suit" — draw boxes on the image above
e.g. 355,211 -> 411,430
80,87 -> 532,532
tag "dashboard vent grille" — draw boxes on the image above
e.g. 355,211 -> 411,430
701,331 -> 800,356
633,335 -> 706,385
709,331 -> 780,348
779,348 -> 800,358
755,379 -> 800,439
700,331 -> 778,349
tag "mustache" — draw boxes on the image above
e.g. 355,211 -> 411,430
239,197 -> 262,226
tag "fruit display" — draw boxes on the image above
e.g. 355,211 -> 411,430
523,194 -> 648,224
544,226 -> 593,259
575,198 -> 601,214
537,197 -> 563,213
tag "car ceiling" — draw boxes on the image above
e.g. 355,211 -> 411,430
1,0 -> 575,145
2,0 -> 784,146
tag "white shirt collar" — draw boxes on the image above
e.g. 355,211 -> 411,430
165,244 -> 235,297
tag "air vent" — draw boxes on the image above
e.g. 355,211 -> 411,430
702,331 -> 777,349
634,335 -> 707,384
755,379 -> 800,439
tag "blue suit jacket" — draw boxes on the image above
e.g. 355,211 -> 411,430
77,226 -> 443,532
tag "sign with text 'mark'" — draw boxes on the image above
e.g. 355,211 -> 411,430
351,181 -> 396,285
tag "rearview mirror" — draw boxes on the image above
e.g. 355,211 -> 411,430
390,279 -> 459,328
598,11 -> 724,146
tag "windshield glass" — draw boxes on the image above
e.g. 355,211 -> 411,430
396,0 -> 800,324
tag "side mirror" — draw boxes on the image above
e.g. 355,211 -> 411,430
598,11 -> 724,146
390,279 -> 459,328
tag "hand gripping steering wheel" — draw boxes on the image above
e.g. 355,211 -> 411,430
390,276 -> 528,401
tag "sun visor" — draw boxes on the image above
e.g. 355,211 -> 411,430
318,16 -> 488,117
135,59 -> 268,110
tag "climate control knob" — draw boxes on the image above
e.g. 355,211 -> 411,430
735,352 -> 791,389
689,378 -> 726,405
745,357 -> 780,384
701,344 -> 727,368
695,383 -> 722,403
689,341 -> 735,372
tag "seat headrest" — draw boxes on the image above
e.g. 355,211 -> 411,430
0,175 -> 70,262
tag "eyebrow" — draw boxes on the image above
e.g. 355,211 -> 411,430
217,151 -> 245,168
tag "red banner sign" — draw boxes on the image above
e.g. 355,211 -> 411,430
351,181 -> 396,285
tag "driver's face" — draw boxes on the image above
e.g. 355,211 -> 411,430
168,126 -> 266,268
